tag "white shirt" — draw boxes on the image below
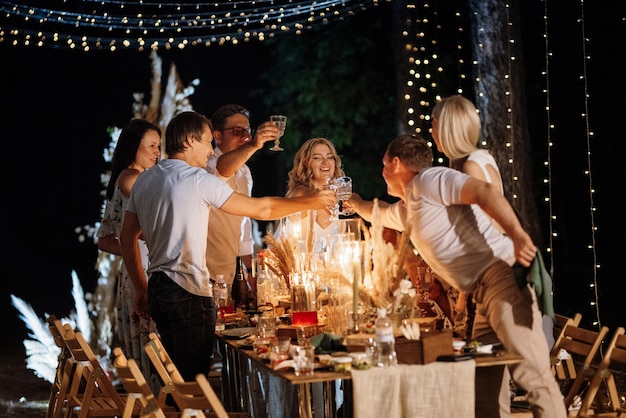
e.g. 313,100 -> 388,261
126,158 -> 234,297
384,166 -> 515,292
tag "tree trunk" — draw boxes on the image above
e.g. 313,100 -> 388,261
468,0 -> 544,249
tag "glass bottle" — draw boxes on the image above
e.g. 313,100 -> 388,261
213,274 -> 229,308
213,274 -> 229,331
375,308 -> 397,367
231,256 -> 249,311
256,251 -> 272,307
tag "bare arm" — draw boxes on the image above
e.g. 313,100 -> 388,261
460,177 -> 537,266
97,234 -> 121,255
463,160 -> 505,233
219,189 -> 336,220
119,212 -> 150,315
216,122 -> 278,177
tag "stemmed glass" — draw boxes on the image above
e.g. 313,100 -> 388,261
416,266 -> 433,300
325,176 -> 352,221
269,115 -> 287,151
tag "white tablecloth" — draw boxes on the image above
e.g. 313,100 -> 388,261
351,361 -> 475,418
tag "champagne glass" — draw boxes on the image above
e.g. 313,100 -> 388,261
269,115 -> 287,151
324,178 -> 340,222
325,176 -> 352,221
335,176 -> 353,215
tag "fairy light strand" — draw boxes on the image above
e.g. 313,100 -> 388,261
541,0 -> 555,277
578,0 -> 601,329
503,2 -> 517,204
0,0 -> 384,51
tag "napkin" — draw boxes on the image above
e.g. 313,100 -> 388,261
310,333 -> 346,354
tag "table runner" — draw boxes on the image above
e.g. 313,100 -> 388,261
351,361 -> 475,418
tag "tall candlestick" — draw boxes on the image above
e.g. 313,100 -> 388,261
351,241 -> 362,316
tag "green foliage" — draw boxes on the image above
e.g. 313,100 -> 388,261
253,6 -> 397,200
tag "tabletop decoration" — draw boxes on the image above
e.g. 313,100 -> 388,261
263,233 -> 298,289
361,199 -> 403,311
260,200 -> 422,336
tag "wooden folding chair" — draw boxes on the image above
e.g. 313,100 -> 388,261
144,332 -> 250,418
549,323 -> 609,411
578,327 -> 626,416
113,347 -> 178,418
46,315 -> 79,418
62,324 -> 141,418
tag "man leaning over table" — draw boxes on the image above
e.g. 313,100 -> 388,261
343,134 -> 566,418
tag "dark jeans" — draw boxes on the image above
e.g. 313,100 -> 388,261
148,272 -> 216,382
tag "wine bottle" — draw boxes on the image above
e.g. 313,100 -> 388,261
231,256 -> 249,311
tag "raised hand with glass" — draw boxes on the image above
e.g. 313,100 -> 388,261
269,114 -> 287,151
325,176 -> 352,221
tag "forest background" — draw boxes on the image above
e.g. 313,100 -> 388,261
0,0 -> 625,360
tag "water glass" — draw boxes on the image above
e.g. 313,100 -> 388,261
257,315 -> 277,337
269,336 -> 291,368
296,325 -> 318,347
292,345 -> 315,376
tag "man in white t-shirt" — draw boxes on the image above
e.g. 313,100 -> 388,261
345,134 -> 566,418
120,111 -> 335,381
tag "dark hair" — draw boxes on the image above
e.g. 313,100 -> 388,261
210,104 -> 251,131
106,119 -> 161,200
386,134 -> 433,172
165,111 -> 212,156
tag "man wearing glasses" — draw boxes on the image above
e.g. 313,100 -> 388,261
205,104 -> 279,298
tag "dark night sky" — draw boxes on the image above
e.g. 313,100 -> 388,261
1,1 -> 624,352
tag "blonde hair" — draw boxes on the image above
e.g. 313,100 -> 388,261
432,95 -> 481,160
287,137 -> 344,193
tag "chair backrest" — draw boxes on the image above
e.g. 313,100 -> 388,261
62,324 -> 128,418
46,315 -> 77,418
144,332 -> 182,404
195,374 -> 233,418
169,373 -> 251,418
549,323 -> 609,409
578,327 -> 626,416
552,312 -> 582,343
144,333 -> 249,418
113,347 -> 169,418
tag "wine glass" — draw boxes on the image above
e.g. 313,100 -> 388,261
416,266 -> 433,300
269,115 -> 287,151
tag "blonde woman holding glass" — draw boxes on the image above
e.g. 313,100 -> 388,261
283,137 -> 347,252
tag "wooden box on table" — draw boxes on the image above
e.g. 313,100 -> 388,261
395,331 -> 454,364
345,329 -> 454,365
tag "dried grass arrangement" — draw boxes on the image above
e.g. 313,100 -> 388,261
262,233 -> 297,289
362,199 -> 410,310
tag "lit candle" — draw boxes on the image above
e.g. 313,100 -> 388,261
351,241 -> 361,315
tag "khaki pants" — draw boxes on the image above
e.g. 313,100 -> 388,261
471,261 -> 566,418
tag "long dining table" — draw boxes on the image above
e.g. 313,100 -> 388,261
215,327 -> 523,418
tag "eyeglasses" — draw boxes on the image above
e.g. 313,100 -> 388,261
221,126 -> 253,137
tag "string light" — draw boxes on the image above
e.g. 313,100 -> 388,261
541,0 -> 555,272
577,0 -> 602,329
0,0 -> 385,51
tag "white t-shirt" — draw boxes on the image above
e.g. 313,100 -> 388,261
384,166 -> 515,292
126,158 -> 234,297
